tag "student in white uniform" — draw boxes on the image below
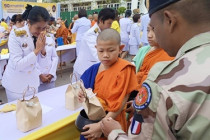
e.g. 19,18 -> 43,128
11,14 -> 25,30
140,13 -> 150,46
37,25 -> 58,92
128,14 -> 141,57
2,5 -> 50,102
71,9 -> 91,56
119,10 -> 132,59
73,8 -> 115,81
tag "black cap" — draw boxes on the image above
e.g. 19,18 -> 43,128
149,0 -> 180,17
50,16 -> 55,21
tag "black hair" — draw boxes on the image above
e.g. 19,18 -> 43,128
50,16 -> 55,22
93,11 -> 98,14
125,10 -> 132,17
11,14 -> 17,23
98,8 -> 115,24
11,14 -> 24,24
133,14 -> 140,23
22,4 -> 50,24
78,9 -> 87,18
1,18 -> 5,22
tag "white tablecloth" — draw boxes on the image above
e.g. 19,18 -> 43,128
0,84 -> 81,140
56,44 -> 76,51
56,44 -> 76,63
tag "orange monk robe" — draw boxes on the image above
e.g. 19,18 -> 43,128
68,22 -> 77,43
136,48 -> 174,89
94,58 -> 137,134
91,20 -> 96,27
56,24 -> 69,45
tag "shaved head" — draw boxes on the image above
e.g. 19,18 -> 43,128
97,28 -> 121,45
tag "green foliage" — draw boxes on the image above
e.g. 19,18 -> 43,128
117,7 -> 126,15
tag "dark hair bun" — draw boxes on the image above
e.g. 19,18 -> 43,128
125,10 -> 132,17
22,4 -> 33,20
11,14 -> 17,22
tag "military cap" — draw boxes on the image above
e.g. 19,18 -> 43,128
149,0 -> 180,17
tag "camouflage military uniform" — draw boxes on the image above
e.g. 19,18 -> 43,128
108,32 -> 210,140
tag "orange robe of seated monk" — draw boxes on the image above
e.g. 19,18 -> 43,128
93,58 -> 137,136
136,48 -> 174,89
56,24 -> 69,45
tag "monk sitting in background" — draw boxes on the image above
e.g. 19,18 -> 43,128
56,19 -> 69,45
78,29 -> 137,140
56,19 -> 70,67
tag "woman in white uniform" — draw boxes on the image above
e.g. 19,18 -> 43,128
37,25 -> 58,92
128,14 -> 141,57
71,9 -> 91,56
2,5 -> 50,102
119,10 -> 132,59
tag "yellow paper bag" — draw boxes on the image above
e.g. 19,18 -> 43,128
16,87 -> 42,132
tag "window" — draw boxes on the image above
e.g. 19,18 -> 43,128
115,4 -> 119,9
137,1 -> 140,9
127,2 -> 131,10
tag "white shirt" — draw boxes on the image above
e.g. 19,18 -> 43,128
119,17 -> 132,43
140,14 -> 150,44
37,34 -> 58,83
0,26 -> 5,33
129,23 -> 141,46
73,23 -> 100,75
71,17 -> 91,42
2,25 -> 40,93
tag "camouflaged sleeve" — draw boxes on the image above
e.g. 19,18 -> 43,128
130,32 -> 210,140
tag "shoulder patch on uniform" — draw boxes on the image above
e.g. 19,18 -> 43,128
94,27 -> 99,34
133,83 -> 152,111
14,29 -> 27,37
131,113 -> 144,135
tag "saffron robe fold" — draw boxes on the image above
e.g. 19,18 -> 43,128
136,48 -> 174,89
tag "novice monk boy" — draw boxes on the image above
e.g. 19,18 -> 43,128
78,28 -> 137,140
134,23 -> 174,89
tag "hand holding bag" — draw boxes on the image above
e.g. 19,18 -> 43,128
82,87 -> 106,121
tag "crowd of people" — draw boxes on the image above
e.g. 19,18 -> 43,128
0,0 -> 210,139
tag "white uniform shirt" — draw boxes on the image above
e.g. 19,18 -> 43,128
119,17 -> 132,43
129,23 -> 141,46
0,26 -> 5,33
73,23 -> 100,75
140,14 -> 150,44
37,34 -> 58,84
71,17 -> 91,42
2,25 -> 40,93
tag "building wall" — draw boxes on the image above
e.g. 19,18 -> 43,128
61,0 -> 147,13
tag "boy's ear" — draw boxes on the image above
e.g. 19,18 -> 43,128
119,45 -> 125,53
95,45 -> 97,48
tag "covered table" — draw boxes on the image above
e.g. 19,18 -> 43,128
0,85 -> 81,140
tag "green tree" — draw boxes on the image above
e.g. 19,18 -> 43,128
117,7 -> 126,15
